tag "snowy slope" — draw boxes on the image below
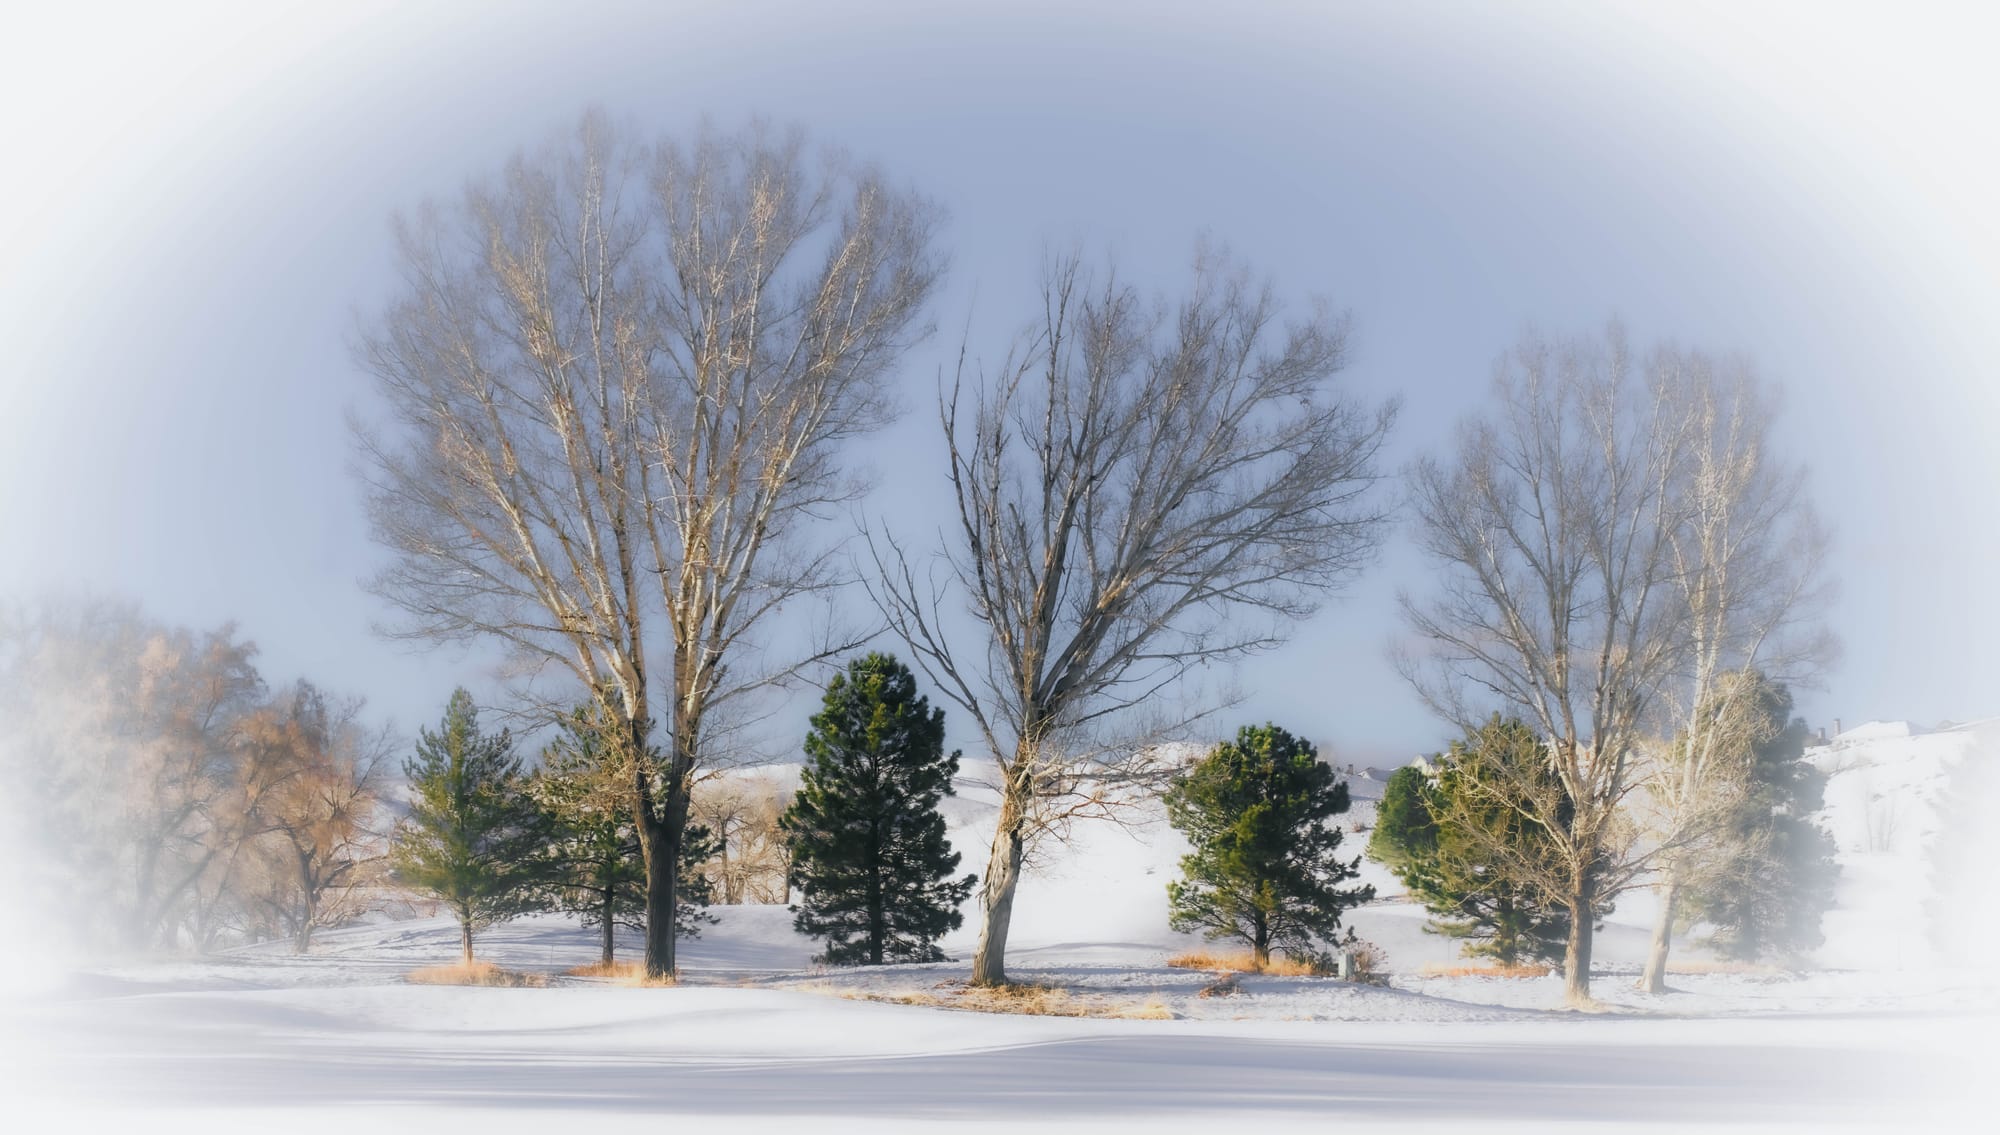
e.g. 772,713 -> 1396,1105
1806,718 -> 1999,968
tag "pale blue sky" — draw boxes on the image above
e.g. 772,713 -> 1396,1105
3,1 -> 1995,764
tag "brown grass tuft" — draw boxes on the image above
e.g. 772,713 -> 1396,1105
1418,962 -> 1553,979
563,959 -> 639,978
1165,949 -> 1333,977
561,959 -> 680,986
1111,994 -> 1175,1020
405,961 -> 550,988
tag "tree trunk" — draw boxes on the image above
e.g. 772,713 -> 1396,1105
869,819 -> 885,966
294,850 -> 317,954
459,913 -> 474,966
1252,914 -> 1270,971
970,784 -> 1029,987
640,811 -> 682,979
627,703 -> 689,982
600,888 -> 616,965
1641,875 -> 1680,994
1563,883 -> 1595,1007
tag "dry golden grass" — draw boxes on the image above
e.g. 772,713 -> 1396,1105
560,959 -> 681,986
404,961 -> 550,988
1165,950 -> 1332,977
1418,962 -> 1553,979
1110,995 -> 1175,1020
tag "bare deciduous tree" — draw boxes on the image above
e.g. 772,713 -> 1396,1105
0,601 -> 392,955
356,112 -> 942,977
241,682 -> 391,953
1634,362 -> 1832,990
691,772 -> 793,904
1400,326 -> 1831,1005
875,250 -> 1396,986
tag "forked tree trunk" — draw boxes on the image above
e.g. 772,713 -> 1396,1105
971,784 -> 1030,987
1641,876 -> 1680,994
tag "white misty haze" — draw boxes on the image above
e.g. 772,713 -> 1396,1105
1,0 -> 1995,761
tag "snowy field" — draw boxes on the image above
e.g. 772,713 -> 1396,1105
3,722 -> 1994,1132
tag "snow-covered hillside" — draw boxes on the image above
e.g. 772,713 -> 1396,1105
1806,718 -> 1999,968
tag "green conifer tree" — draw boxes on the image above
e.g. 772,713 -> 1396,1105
529,703 -> 717,965
1681,676 -> 1839,961
388,689 -> 547,963
1368,717 -> 1578,966
782,653 -> 976,965
1165,724 -> 1373,969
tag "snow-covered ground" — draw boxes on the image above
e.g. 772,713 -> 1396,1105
4,722 -> 1994,1131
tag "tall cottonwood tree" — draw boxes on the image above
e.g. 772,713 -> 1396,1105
1400,326 -> 1829,1005
875,251 -> 1396,985
1634,365 -> 1831,992
357,112 -> 942,977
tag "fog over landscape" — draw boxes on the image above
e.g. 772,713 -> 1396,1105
1,2 -> 1996,1132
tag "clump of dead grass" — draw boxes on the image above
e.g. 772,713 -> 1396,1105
563,959 -> 639,978
1165,949 -> 1333,977
405,960 -> 550,988
564,959 -> 678,987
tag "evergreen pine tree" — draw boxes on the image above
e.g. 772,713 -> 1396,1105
782,653 -> 976,965
529,703 -> 717,964
389,689 -> 547,963
1165,724 -> 1373,969
1681,676 -> 1839,961
1368,717 -> 1578,966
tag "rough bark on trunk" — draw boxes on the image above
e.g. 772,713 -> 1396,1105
1641,876 -> 1680,994
970,786 -> 1029,986
1252,918 -> 1271,971
459,912 -> 474,965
